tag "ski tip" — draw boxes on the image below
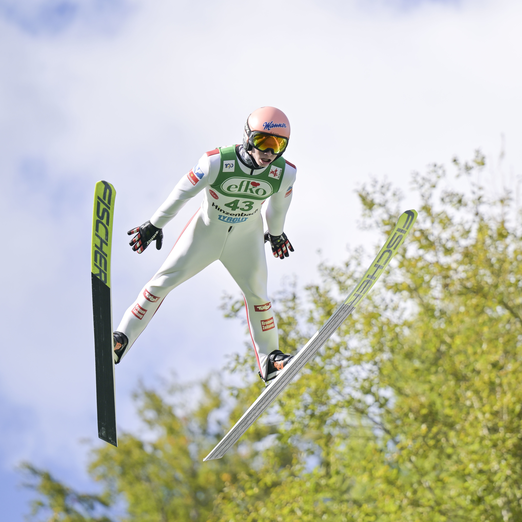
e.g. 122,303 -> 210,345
95,180 -> 116,190
398,209 -> 418,231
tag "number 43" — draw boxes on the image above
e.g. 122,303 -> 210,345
224,199 -> 254,212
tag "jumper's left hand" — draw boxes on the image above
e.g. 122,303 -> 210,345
264,232 -> 294,260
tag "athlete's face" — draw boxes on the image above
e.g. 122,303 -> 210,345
249,147 -> 277,168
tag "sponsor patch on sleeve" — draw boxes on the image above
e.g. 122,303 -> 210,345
187,165 -> 205,185
261,317 -> 275,331
187,169 -> 199,185
194,165 -> 205,179
131,303 -> 147,320
254,302 -> 272,312
143,289 -> 160,303
285,186 -> 293,198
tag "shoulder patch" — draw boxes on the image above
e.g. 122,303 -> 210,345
206,148 -> 220,157
285,160 -> 296,169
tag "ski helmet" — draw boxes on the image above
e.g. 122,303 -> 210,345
243,106 -> 291,157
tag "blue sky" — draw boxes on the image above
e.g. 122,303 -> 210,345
2,0 -> 521,519
0,0 -> 131,35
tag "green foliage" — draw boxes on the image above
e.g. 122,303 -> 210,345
212,152 -> 522,521
19,463 -> 112,521
88,378 -> 256,522
20,152 -> 522,521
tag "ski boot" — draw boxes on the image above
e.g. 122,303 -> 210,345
113,331 -> 129,364
263,349 -> 294,383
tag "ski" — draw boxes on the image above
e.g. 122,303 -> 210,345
91,180 -> 118,446
204,209 -> 418,461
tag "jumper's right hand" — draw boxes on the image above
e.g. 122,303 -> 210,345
128,221 -> 163,254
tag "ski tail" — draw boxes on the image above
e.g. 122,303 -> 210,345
91,180 -> 118,446
203,209 -> 417,461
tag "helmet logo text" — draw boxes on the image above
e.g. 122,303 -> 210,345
263,121 -> 287,131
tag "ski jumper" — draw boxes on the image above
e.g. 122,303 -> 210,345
116,145 -> 297,378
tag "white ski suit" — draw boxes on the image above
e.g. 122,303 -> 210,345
116,144 -> 297,378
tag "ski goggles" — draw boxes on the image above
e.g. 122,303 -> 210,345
250,132 -> 288,155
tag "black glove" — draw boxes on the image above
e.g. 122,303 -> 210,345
264,232 -> 294,260
128,221 -> 163,254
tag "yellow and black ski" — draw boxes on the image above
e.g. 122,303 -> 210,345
91,180 -> 117,446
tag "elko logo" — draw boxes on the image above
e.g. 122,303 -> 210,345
220,178 -> 273,199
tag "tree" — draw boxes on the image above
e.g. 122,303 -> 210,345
22,152 -> 522,521
20,463 -> 112,522
88,377 -> 258,522
212,151 -> 522,521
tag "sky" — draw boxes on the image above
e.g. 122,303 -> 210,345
1,0 -> 521,519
